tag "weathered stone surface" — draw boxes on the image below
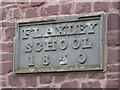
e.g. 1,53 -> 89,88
81,81 -> 101,88
61,3 -> 72,14
24,75 -> 37,87
40,4 -> 59,16
94,2 -> 109,12
40,75 -> 52,84
76,2 -> 91,14
8,73 -> 22,87
61,81 -> 78,88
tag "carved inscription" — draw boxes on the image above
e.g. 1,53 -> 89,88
22,21 -> 98,67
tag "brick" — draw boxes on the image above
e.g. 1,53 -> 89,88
0,77 -> 6,86
68,72 -> 86,79
107,32 -> 119,46
106,80 -> 119,88
10,9 -> 22,19
8,73 -> 22,87
1,1 -> 14,6
107,73 -> 118,79
0,7 -> 7,20
40,75 -> 52,84
26,8 -> 37,18
19,4 -> 31,8
94,2 -> 110,12
39,86 -> 50,88
0,53 -> 13,61
81,81 -> 101,88
61,3 -> 72,14
54,74 -> 65,83
15,0 -> 29,4
76,2 -> 91,14
112,2 -> 120,9
6,5 -> 18,9
107,65 -> 118,72
107,48 -> 119,64
0,62 -> 13,75
88,72 -> 105,79
40,4 -> 59,16
1,42 -> 13,52
4,27 -> 15,41
30,2 -> 45,7
24,75 -> 37,87
1,22 -> 15,27
108,13 -> 119,30
61,81 -> 78,88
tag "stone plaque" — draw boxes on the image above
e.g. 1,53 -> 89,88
14,14 -> 106,73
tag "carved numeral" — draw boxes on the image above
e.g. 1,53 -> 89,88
28,55 -> 35,67
25,42 -> 32,53
77,53 -> 87,64
42,55 -> 50,66
59,54 -> 68,65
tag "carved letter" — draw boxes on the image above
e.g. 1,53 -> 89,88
22,28 -> 32,39
77,24 -> 87,35
77,53 -> 87,64
42,55 -> 50,66
34,42 -> 42,52
25,42 -> 32,53
43,28 -> 56,37
67,24 -> 77,35
72,39 -> 80,49
86,22 -> 97,34
56,25 -> 66,36
32,28 -> 42,38
45,40 -> 57,51
59,39 -> 68,50
82,38 -> 92,49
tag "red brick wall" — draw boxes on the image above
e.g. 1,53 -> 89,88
0,1 -> 119,88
